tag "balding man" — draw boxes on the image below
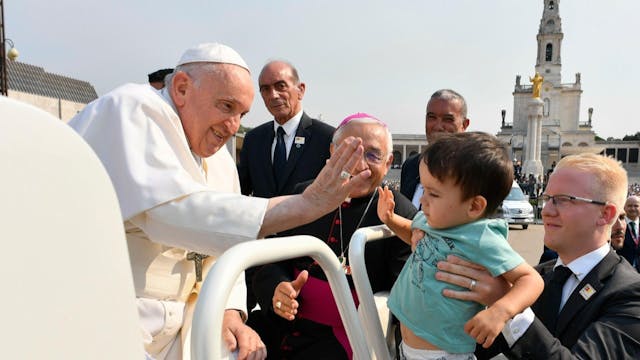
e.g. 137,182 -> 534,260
400,89 -> 470,208
238,60 -> 334,198
238,60 -> 335,311
619,195 -> 640,270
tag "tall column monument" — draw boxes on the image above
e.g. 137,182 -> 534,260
523,73 -> 544,177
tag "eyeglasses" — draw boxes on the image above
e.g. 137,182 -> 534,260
364,150 -> 387,165
332,142 -> 387,165
539,194 -> 607,207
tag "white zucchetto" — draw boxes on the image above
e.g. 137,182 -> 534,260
176,43 -> 250,72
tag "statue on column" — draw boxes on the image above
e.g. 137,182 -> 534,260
529,72 -> 544,98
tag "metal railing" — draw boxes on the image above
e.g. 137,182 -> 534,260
191,235 -> 372,360
349,225 -> 396,360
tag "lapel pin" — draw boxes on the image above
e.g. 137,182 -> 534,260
294,137 -> 305,146
579,283 -> 596,300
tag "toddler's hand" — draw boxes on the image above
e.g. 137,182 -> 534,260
410,229 -> 424,251
464,307 -> 509,348
376,186 -> 395,224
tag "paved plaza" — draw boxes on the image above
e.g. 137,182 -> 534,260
507,223 -> 545,266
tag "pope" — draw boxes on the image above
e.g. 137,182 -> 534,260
69,43 -> 370,360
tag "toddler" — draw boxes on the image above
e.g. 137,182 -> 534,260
377,132 -> 543,359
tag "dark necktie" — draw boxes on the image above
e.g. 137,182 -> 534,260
538,265 -> 573,333
273,126 -> 286,186
630,222 -> 640,270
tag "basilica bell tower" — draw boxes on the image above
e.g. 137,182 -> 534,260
497,0 -> 598,175
535,0 -> 563,85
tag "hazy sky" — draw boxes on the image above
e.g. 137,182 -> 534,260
5,0 -> 639,139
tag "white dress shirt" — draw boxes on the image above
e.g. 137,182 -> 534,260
411,183 -> 424,209
271,110 -> 303,161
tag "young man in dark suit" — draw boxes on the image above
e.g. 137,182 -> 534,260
618,195 -> 640,271
238,60 -> 334,198
437,153 -> 640,359
400,89 -> 470,208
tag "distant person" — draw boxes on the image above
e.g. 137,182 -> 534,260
527,174 -> 537,196
251,114 -> 417,359
238,60 -> 335,311
378,132 -> 543,359
437,153 -> 640,359
619,195 -> 640,270
400,89 -> 470,209
147,68 -> 173,90
514,161 -> 522,181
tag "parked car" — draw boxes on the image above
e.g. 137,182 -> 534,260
496,181 -> 535,229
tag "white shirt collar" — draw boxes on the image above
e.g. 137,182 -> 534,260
273,110 -> 303,136
555,242 -> 610,282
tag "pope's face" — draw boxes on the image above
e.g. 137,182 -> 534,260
425,98 -> 469,143
174,64 -> 254,158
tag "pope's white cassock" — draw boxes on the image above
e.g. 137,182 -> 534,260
69,83 -> 269,359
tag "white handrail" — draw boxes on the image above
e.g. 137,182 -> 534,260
349,225 -> 395,360
191,235 -> 372,360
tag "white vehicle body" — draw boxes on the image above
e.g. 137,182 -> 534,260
499,181 -> 535,229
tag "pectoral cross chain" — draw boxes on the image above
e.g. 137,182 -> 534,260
187,252 -> 209,282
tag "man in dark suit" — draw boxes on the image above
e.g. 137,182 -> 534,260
400,89 -> 470,208
239,60 -> 335,311
611,209 -> 628,250
238,60 -> 334,198
618,195 -> 640,271
437,153 -> 640,359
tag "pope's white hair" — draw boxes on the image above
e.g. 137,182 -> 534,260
167,62 -> 227,88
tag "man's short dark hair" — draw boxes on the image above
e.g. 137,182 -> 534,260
148,68 -> 174,83
430,89 -> 468,118
421,132 -> 513,215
